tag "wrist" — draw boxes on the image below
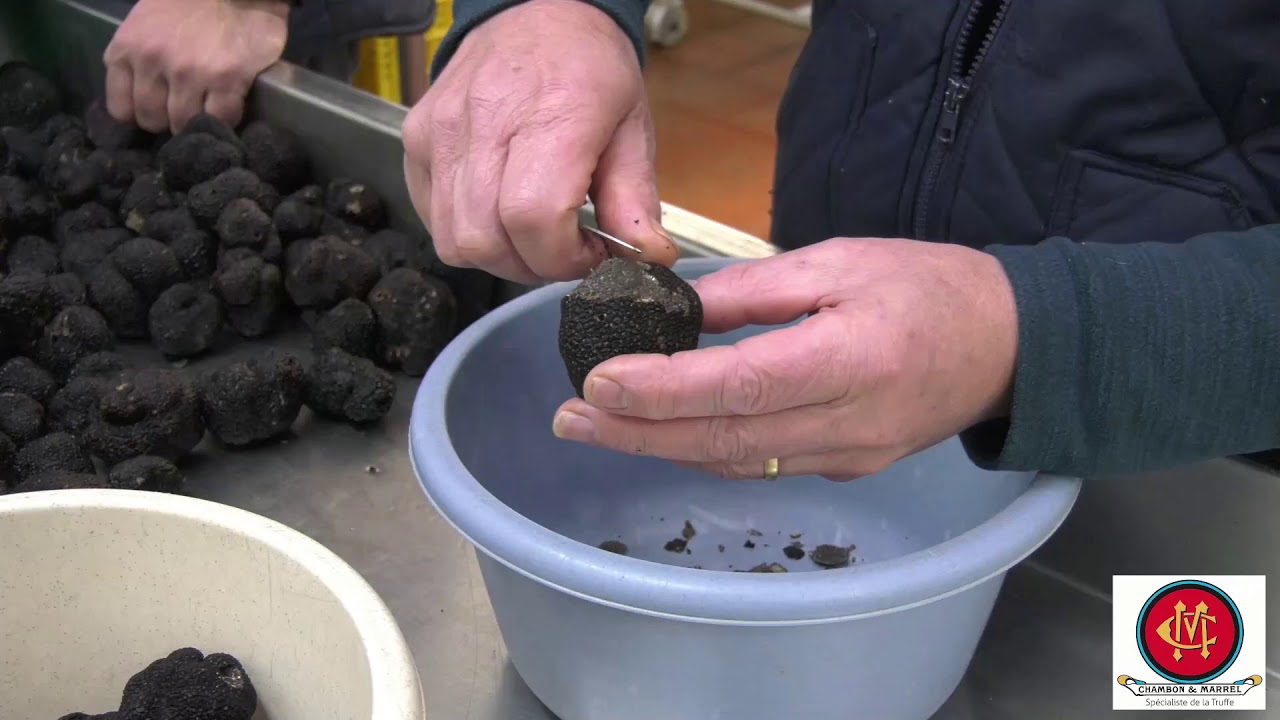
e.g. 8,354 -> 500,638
971,248 -> 1018,422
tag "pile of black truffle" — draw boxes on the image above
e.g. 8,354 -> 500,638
0,60 -> 486,494
58,647 -> 257,720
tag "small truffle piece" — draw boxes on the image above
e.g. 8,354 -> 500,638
48,272 -> 87,310
271,190 -> 325,242
210,255 -> 284,338
156,130 -> 244,190
783,543 -> 806,561
682,520 -> 697,540
6,234 -> 59,275
119,171 -> 181,231
0,272 -> 55,354
53,201 -> 117,244
663,537 -> 688,553
37,306 -> 114,379
108,237 -> 183,301
59,227 -> 132,279
85,98 -> 150,150
86,264 -> 149,338
809,544 -> 852,569
312,297 -> 377,358
598,540 -> 628,555
304,348 -> 396,424
84,367 -> 205,464
0,391 -> 43,444
0,174 -> 55,237
198,350 -> 305,447
0,356 -> 57,402
148,283 -> 223,358
108,455 -> 184,493
186,167 -> 279,226
284,235 -> 381,309
362,228 -> 429,274
214,197 -> 273,250
325,178 -> 386,229
118,647 -> 257,720
9,471 -> 106,493
13,432 -> 93,482
0,61 -> 62,130
558,257 -> 702,398
367,268 -> 457,376
240,120 -> 310,192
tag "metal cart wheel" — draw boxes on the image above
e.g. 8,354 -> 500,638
646,0 -> 689,48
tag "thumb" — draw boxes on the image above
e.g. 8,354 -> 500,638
589,104 -> 679,266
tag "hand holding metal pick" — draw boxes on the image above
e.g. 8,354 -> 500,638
581,223 -> 642,255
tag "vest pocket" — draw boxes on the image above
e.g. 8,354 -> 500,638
1046,149 -> 1254,244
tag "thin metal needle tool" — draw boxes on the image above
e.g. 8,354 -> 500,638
581,223 -> 642,255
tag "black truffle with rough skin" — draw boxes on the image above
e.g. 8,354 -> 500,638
0,356 -> 57,402
118,647 -> 257,720
85,98 -> 150,150
0,272 -> 55,355
109,236 -> 183,301
214,197 -> 273,250
37,305 -> 115,379
558,257 -> 703,398
429,259 -> 495,330
325,178 -> 385,229
240,120 -> 310,192
0,391 -> 44,444
367,267 -> 457,376
0,61 -> 62,130
148,282 -> 223,358
13,432 -> 93,482
185,113 -> 247,149
210,254 -> 284,338
86,263 -> 149,338
312,297 -> 376,358
0,174 -> 55,237
319,213 -> 369,244
59,227 -> 131,279
108,455 -> 184,493
284,235 -> 381,309
305,347 -> 396,424
167,229 -> 218,280
271,186 -> 325,242
156,130 -> 245,191
83,367 -> 205,464
186,167 -> 279,227
198,349 -> 305,447
54,202 -> 117,244
39,130 -> 100,207
0,126 -> 45,178
133,206 -> 197,242
48,272 -> 88,310
120,171 -> 182,231
0,431 -> 13,490
9,471 -> 106,493
361,228 -> 428,274
6,234 -> 59,275
47,352 -> 128,438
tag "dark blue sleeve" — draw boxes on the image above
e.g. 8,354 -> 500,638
960,225 -> 1280,476
432,0 -> 649,80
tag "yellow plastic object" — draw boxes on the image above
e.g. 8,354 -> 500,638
353,36 -> 403,104
424,0 -> 453,76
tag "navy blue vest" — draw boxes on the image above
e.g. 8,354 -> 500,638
770,0 -> 1280,251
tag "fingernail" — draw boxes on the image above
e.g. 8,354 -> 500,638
585,377 -> 628,409
553,410 -> 596,442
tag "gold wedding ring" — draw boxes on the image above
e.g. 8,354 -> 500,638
763,457 -> 779,481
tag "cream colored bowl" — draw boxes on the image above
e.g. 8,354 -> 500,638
0,488 -> 425,719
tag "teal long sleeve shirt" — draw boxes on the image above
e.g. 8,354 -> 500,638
436,0 -> 1280,478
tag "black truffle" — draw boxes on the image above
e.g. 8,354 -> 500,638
13,432 -> 93,482
271,188 -> 325,242
84,367 -> 205,464
37,305 -> 115,378
305,347 -> 396,424
240,120 -> 310,192
156,131 -> 245,191
214,197 -> 273,250
9,471 -> 106,493
210,254 -> 284,338
108,455 -> 184,493
133,206 -> 197,242
186,167 -> 278,227
184,113 -> 246,149
59,227 -> 131,279
70,350 -> 127,380
86,263 -> 149,338
367,268 -> 457,376
312,297 -> 376,358
325,178 -> 385,229
0,174 -> 55,237
0,126 -> 45,177
283,235 -> 380,309
318,213 -> 369,244
6,234 -> 59,275
120,171 -> 182,231
0,272 -> 55,354
85,98 -> 150,150
36,113 -> 84,146
0,356 -> 57,402
427,259 -> 496,330
0,431 -> 13,490
118,647 -> 257,720
40,131 -> 100,207
198,350 -> 305,447
168,229 -> 218,280
109,236 -> 183,301
54,202 -> 117,245
89,147 -> 152,210
362,228 -> 429,274
0,391 -> 43,444
148,282 -> 223,358
558,257 -> 702,397
47,352 -> 125,438
0,61 -> 62,130
48,272 -> 87,310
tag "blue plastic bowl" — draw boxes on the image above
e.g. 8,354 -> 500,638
410,257 -> 1081,720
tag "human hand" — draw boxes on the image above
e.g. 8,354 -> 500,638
103,0 -> 290,134
401,0 -> 678,284
551,238 -> 1020,481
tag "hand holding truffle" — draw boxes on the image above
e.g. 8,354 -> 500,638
402,0 -> 678,284
552,238 -> 1020,481
103,0 -> 290,134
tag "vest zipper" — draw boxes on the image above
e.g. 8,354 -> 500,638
911,0 -> 1011,239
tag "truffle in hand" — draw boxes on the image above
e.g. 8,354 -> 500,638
558,258 -> 702,398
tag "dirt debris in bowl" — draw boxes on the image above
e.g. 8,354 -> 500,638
598,539 -> 628,555
681,519 -> 696,540
663,537 -> 689,554
782,542 -> 806,561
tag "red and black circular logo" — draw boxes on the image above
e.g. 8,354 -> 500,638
1137,579 -> 1244,684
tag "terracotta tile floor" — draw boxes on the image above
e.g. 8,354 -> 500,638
643,0 -> 808,241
